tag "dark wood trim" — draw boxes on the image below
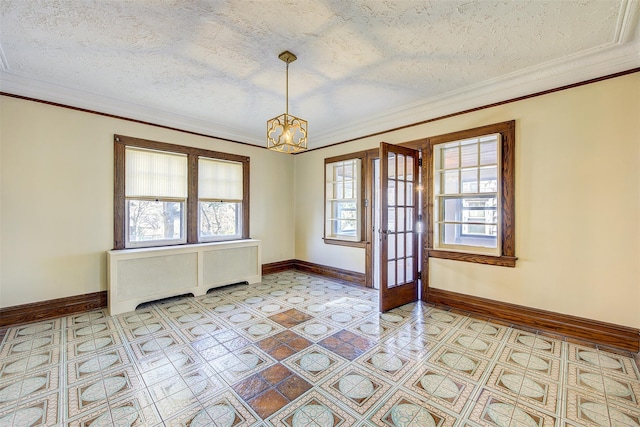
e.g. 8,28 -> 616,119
0,291 -> 108,328
113,134 -> 250,250
262,259 -> 298,275
427,250 -> 517,267
427,288 -> 640,352
291,260 -> 366,287
323,150 -> 368,245
297,68 -> 640,154
424,120 -> 516,267
322,238 -> 366,248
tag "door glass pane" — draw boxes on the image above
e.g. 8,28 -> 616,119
405,258 -> 414,281
387,180 -> 396,206
388,208 -> 396,232
398,154 -> 405,180
406,208 -> 414,231
397,181 -> 405,205
388,154 -> 396,178
407,156 -> 414,180
397,232 -> 405,258
406,233 -> 413,256
397,258 -> 405,285
397,208 -> 405,232
388,261 -> 396,287
388,233 -> 396,259
406,182 -> 414,205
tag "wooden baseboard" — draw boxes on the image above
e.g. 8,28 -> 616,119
262,259 -> 297,275
427,288 -> 640,352
262,259 -> 366,286
290,260 -> 366,286
0,291 -> 108,328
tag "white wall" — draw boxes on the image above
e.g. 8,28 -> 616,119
294,73 -> 640,329
0,96 -> 295,308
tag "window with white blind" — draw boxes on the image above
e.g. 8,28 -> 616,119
125,148 -> 188,247
198,158 -> 243,240
325,156 -> 363,243
114,135 -> 249,250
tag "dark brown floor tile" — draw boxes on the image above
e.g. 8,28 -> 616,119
331,343 -> 363,361
232,374 -> 270,400
318,336 -> 341,350
270,344 -> 296,361
268,313 -> 289,323
351,336 -> 374,351
274,330 -> 298,343
276,374 -> 312,400
260,363 -> 292,385
247,388 -> 289,419
257,336 -> 280,351
288,336 -> 312,351
334,329 -> 359,342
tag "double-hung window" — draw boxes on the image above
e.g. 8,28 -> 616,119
427,121 -> 516,267
198,158 -> 243,241
114,135 -> 249,250
125,148 -> 188,247
433,134 -> 500,254
324,153 -> 365,245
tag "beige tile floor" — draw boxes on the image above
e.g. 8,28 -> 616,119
0,270 -> 638,426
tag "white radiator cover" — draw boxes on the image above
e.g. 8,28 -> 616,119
107,239 -> 261,315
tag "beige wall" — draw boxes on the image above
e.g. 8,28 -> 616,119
294,73 -> 640,328
0,96 -> 295,308
2,73 -> 638,329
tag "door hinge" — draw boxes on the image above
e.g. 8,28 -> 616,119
418,214 -> 423,222
418,158 -> 423,166
364,198 -> 369,207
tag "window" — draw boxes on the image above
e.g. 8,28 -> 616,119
114,135 -> 249,249
125,148 -> 188,247
324,153 -> 365,245
426,121 -> 516,267
198,157 -> 243,241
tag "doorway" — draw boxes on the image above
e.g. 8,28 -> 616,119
370,143 -> 423,311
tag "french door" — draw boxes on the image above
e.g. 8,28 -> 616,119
379,142 -> 420,311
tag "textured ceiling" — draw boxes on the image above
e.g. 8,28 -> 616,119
1,0 -> 638,149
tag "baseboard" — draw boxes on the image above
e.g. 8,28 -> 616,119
427,288 -> 640,352
262,259 -> 366,286
0,291 -> 108,328
262,259 -> 297,275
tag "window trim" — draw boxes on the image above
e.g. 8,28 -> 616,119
114,134 -> 250,250
323,151 -> 367,247
425,121 -> 517,267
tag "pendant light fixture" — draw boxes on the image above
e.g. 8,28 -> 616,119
267,51 -> 308,153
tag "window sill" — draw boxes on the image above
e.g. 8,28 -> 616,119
427,249 -> 517,267
323,238 -> 367,248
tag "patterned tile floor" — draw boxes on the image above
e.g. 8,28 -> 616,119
0,270 -> 639,426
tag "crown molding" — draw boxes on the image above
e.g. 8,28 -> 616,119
0,71 -> 265,147
1,40 -> 638,150
312,40 -> 640,147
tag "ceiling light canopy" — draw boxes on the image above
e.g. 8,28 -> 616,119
267,51 -> 308,153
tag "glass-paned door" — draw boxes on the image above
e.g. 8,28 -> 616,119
379,142 -> 420,311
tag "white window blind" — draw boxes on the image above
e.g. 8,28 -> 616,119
198,158 -> 243,201
125,148 -> 187,198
